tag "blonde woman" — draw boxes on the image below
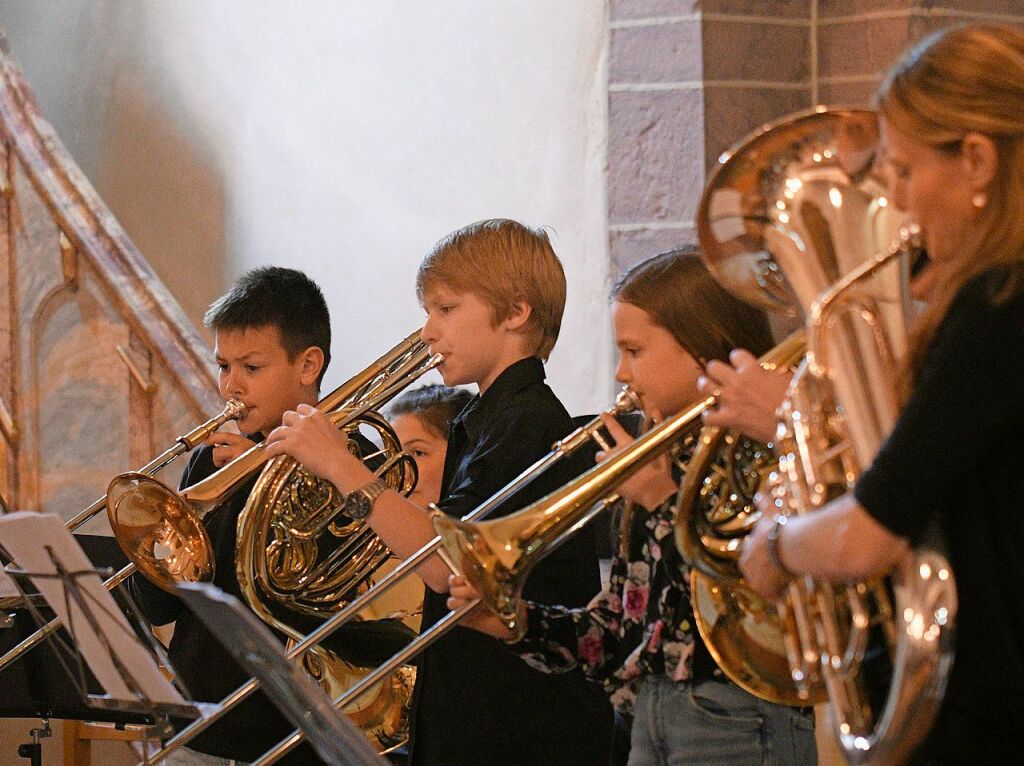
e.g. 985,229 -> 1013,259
740,25 -> 1024,765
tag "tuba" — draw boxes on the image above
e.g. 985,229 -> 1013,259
106,329 -> 441,753
675,107 -> 908,705
767,229 -> 956,764
681,106 -> 956,762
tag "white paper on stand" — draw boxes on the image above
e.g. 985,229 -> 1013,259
0,511 -> 184,705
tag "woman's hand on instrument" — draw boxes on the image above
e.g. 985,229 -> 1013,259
595,412 -> 677,510
699,350 -> 792,443
446,575 -> 520,641
205,431 -> 258,467
265,404 -> 373,492
738,497 -> 791,601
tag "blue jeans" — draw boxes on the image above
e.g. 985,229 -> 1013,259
628,675 -> 817,766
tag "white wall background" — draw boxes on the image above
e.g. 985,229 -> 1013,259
0,0 -> 613,415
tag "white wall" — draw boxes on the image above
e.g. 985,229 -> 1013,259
0,0 -> 613,415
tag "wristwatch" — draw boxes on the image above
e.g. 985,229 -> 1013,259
344,478 -> 389,521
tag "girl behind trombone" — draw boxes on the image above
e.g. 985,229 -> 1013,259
450,248 -> 818,766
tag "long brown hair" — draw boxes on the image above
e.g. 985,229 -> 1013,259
878,25 -> 1024,385
610,246 -> 774,363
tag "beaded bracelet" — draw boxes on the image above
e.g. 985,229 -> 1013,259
767,513 -> 797,578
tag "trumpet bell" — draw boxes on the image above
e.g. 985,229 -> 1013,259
106,472 -> 215,590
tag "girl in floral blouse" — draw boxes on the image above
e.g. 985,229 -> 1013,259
449,248 -> 817,766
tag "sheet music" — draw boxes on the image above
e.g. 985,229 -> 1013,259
0,511 -> 184,705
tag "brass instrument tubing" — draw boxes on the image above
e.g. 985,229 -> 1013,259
65,399 -> 247,532
142,395 -> 636,765
254,601 -> 480,765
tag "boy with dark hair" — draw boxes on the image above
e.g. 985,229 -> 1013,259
267,219 -> 613,766
131,267 -> 340,766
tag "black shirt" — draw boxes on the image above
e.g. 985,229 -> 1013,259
855,270 -> 1024,765
130,444 -> 328,764
409,357 -> 613,766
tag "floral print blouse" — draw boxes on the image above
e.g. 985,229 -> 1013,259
513,443 -> 726,714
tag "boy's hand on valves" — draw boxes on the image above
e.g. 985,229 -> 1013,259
446,575 -> 519,641
595,412 -> 677,510
265,404 -> 370,491
699,349 -> 792,443
206,431 -> 258,467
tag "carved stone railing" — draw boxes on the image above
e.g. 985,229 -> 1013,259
0,34 -> 220,525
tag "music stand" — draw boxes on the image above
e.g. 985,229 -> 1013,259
0,512 -> 200,730
178,582 -> 386,766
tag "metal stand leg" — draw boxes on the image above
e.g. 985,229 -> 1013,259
17,719 -> 51,766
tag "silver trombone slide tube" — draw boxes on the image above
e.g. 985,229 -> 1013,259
0,400 -> 247,670
141,388 -> 639,765
257,600 -> 480,765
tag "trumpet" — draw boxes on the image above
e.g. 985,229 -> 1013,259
0,398 -> 248,668
142,387 -> 642,765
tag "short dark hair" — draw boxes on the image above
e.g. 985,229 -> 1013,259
204,266 -> 331,387
386,384 -> 474,440
611,247 -> 773,364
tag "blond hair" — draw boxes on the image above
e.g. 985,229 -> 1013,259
878,25 -> 1024,386
416,219 -> 566,359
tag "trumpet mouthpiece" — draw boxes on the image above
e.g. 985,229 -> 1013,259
224,398 -> 248,421
614,387 -> 642,414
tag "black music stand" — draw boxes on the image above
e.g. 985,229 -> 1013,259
0,512 -> 201,763
178,582 -> 386,766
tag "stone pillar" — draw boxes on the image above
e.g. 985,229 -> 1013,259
607,0 -> 1024,277
607,1 -> 812,277
818,1 -> 1024,105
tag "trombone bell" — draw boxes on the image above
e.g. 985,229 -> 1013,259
107,472 -> 215,590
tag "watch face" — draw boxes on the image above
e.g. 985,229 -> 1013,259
346,491 -> 372,521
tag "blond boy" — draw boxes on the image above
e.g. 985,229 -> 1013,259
267,219 -> 612,766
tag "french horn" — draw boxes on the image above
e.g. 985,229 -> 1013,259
107,329 -> 440,755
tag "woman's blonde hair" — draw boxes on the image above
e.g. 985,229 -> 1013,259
416,219 -> 566,360
878,24 -> 1024,385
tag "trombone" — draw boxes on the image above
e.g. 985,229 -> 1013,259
140,386 -> 642,765
0,398 -> 248,668
0,329 -> 433,672
243,338 -> 799,766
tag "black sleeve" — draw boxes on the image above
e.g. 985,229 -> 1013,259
855,278 -> 1024,542
128,448 -> 213,626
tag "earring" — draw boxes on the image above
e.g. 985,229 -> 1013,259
972,192 -> 988,209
